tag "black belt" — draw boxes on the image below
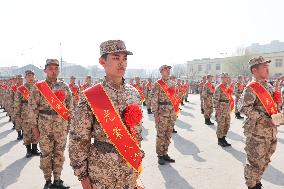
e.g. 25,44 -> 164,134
92,140 -> 117,153
219,100 -> 229,103
39,109 -> 58,115
21,100 -> 28,104
158,102 -> 171,105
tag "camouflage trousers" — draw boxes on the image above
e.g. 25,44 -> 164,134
88,142 -> 138,189
22,121 -> 37,145
244,135 -> 277,188
146,97 -> 151,110
203,97 -> 213,119
15,117 -> 22,132
200,94 -> 204,111
38,115 -> 68,181
215,108 -> 231,138
155,115 -> 176,156
234,96 -> 241,113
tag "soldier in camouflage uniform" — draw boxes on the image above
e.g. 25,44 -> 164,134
199,76 -> 206,114
234,75 -> 245,119
69,75 -> 80,108
213,73 -> 232,147
144,78 -> 154,114
28,59 -> 72,189
151,65 -> 177,165
69,40 -> 144,189
80,75 -> 93,92
12,75 -> 24,139
14,70 -> 41,157
238,56 -> 282,189
202,74 -> 215,125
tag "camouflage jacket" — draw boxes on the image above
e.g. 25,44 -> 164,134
68,78 -> 143,180
14,83 -> 34,123
202,82 -> 214,99
233,82 -> 244,98
213,83 -> 230,111
238,79 -> 277,138
151,78 -> 176,118
27,78 -> 73,126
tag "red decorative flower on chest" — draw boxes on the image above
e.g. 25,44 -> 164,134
54,89 -> 66,102
124,104 -> 142,130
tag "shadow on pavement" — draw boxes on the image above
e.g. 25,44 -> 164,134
223,146 -> 284,186
158,164 -> 194,189
0,157 -> 32,188
173,134 -> 206,162
207,124 -> 244,143
0,140 -> 20,157
175,119 -> 194,132
0,129 -> 13,140
180,110 -> 194,117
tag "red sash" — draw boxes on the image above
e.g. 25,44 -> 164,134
132,84 -> 145,102
80,84 -> 89,91
248,81 -> 278,116
237,82 -> 245,92
157,79 -> 180,114
219,83 -> 234,111
35,81 -> 69,121
205,82 -> 215,93
17,85 -> 30,100
11,85 -> 17,92
69,84 -> 80,101
83,84 -> 142,174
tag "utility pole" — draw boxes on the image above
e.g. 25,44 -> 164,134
60,42 -> 63,74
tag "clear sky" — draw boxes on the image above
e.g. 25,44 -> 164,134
1,0 -> 283,69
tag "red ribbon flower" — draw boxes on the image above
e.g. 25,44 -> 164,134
54,89 -> 66,102
124,103 -> 142,130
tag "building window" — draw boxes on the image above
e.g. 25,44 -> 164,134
275,59 -> 283,67
216,64 -> 221,71
198,65 -> 203,71
207,64 -> 211,71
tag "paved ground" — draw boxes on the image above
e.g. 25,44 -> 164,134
0,94 -> 284,189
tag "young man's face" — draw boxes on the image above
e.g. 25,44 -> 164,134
238,77 -> 243,82
18,78 -> 23,85
44,64 -> 59,80
208,77 -> 213,82
221,77 -> 228,84
252,63 -> 269,80
25,74 -> 35,83
100,52 -> 128,78
70,78 -> 75,83
161,68 -> 171,78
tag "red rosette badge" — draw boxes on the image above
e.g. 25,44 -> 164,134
54,89 -> 66,102
124,104 -> 142,132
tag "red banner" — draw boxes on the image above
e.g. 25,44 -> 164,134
157,79 -> 181,115
69,83 -> 80,101
83,84 -> 143,174
11,85 -> 17,92
35,81 -> 69,121
219,83 -> 234,111
132,84 -> 145,102
205,82 -> 215,93
248,81 -> 278,116
17,85 -> 30,100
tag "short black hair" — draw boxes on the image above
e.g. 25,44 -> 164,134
250,64 -> 260,74
101,53 -> 109,60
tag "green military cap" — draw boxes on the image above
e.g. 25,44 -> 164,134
248,56 -> 271,68
159,65 -> 172,72
100,40 -> 133,56
25,70 -> 35,75
45,59 -> 59,67
16,74 -> 24,79
220,72 -> 229,78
